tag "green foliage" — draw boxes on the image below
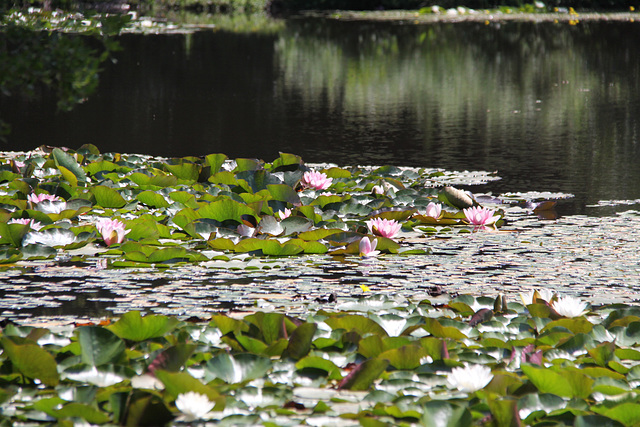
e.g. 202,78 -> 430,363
108,311 -> 180,341
1,336 -> 60,386
0,21 -> 102,110
0,9 -> 128,141
0,146 -> 512,267
0,296 -> 638,424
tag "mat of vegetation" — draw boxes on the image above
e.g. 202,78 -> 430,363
0,144 -> 520,267
0,145 -> 638,425
2,294 -> 640,425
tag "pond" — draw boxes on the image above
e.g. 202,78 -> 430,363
2,18 -> 640,216
0,16 -> 639,325
3,16 -> 640,426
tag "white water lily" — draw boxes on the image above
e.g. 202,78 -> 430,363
552,296 -> 589,318
175,391 -> 214,422
447,364 -> 493,393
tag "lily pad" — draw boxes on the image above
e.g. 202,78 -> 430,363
108,311 -> 179,341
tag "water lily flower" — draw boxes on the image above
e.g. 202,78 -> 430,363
27,193 -> 61,204
359,237 -> 380,258
301,171 -> 333,191
27,193 -> 67,214
366,218 -> 401,238
447,364 -> 494,393
425,202 -> 442,219
552,296 -> 589,318
276,208 -> 291,220
96,218 -> 130,246
463,206 -> 501,227
175,391 -> 215,422
8,218 -> 43,231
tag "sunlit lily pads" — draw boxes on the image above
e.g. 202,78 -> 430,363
1,146 -> 639,425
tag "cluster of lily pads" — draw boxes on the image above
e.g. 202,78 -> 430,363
2,292 -> 640,425
0,145 -> 508,267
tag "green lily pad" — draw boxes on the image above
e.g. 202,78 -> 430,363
34,398 -> 110,424
421,401 -> 472,427
77,326 -> 126,366
165,159 -> 201,181
206,353 -> 272,384
199,197 -> 258,223
1,336 -> 59,386
0,247 -> 23,263
108,311 -> 179,341
137,190 -> 170,208
295,356 -> 343,380
154,370 -> 222,402
283,322 -> 317,360
233,238 -> 305,256
0,222 -> 29,247
337,358 -> 389,391
378,345 -> 428,370
92,185 -> 127,208
52,147 -> 87,184
325,315 -> 389,337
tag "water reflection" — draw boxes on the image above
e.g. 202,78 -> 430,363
1,19 -> 639,214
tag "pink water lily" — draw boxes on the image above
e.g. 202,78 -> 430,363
96,218 -> 130,246
359,237 -> 380,258
276,208 -> 291,220
27,193 -> 61,204
425,202 -> 442,219
302,171 -> 333,191
463,206 -> 501,227
366,218 -> 401,239
8,218 -> 43,231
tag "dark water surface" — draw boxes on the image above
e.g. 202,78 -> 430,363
2,19 -> 640,215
